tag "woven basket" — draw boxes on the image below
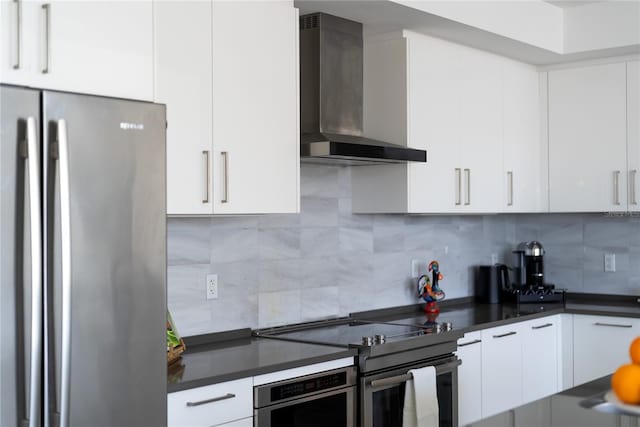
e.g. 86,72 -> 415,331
167,339 -> 186,366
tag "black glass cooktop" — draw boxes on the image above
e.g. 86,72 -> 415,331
262,320 -> 428,348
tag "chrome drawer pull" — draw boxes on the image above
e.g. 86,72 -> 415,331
455,168 -> 461,206
493,331 -> 517,338
202,150 -> 210,203
186,393 -> 236,407
531,323 -> 553,330
594,322 -> 632,328
458,339 -> 482,347
614,170 -> 621,205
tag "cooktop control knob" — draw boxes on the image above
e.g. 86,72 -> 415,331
374,334 -> 386,344
442,322 -> 453,331
362,336 -> 374,346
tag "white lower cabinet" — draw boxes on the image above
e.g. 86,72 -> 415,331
481,323 -> 523,420
457,331 -> 483,426
573,314 -> 640,385
167,378 -> 253,427
521,316 -> 559,402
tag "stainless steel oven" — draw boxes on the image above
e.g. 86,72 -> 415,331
361,354 -> 461,427
254,366 -> 357,427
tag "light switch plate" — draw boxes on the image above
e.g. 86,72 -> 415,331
411,259 -> 421,278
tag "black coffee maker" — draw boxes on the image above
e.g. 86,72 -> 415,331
509,241 -> 565,303
513,241 -> 545,288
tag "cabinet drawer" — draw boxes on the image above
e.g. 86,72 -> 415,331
168,378 -> 253,427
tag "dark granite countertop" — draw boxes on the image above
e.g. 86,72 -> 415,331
169,293 -> 640,392
167,330 -> 356,393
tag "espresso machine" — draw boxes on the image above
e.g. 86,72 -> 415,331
507,241 -> 565,303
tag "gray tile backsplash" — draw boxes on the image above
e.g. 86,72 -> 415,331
168,165 -> 640,336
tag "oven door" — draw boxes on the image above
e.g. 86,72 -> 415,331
361,355 -> 460,427
255,386 -> 356,427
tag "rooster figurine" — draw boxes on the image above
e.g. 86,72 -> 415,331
417,261 -> 446,314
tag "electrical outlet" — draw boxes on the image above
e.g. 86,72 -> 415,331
604,254 -> 616,273
206,274 -> 218,300
491,253 -> 499,264
411,259 -> 421,278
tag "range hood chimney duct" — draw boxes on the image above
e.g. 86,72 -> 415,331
299,12 -> 427,165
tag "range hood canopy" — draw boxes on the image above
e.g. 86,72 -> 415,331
299,12 -> 427,165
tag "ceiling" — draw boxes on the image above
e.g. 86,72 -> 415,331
543,0 -> 606,8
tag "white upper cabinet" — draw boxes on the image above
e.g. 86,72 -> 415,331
502,61 -> 545,212
1,0 -> 153,101
548,62 -> 628,212
627,60 -> 640,211
210,1 -> 299,215
156,0 -> 300,215
354,32 -> 542,214
154,1 -> 213,215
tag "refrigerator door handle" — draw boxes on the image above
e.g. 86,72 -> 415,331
25,117 -> 43,427
57,119 -> 72,427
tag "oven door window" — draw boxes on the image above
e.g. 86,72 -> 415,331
259,387 -> 355,427
371,371 -> 453,427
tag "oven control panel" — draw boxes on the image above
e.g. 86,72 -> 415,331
271,372 -> 347,402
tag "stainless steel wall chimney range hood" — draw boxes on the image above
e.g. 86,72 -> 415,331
299,13 -> 427,165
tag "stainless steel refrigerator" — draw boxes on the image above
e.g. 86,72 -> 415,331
1,85 -> 167,427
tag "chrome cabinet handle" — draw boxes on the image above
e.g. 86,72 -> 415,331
631,170 -> 638,205
594,322 -> 632,328
455,168 -> 461,206
57,119 -> 72,427
186,393 -> 236,407
507,171 -> 513,206
614,170 -> 621,205
202,150 -> 210,203
42,4 -> 51,74
221,151 -> 229,204
531,323 -> 553,330
493,331 -> 517,338
458,339 -> 482,347
464,168 -> 471,205
25,117 -> 43,427
13,0 -> 21,69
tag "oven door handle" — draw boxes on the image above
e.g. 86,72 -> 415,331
369,359 -> 461,389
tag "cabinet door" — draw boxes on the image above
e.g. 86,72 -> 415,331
154,1 -> 214,215
34,1 -> 153,100
522,316 -> 558,402
0,0 -> 38,85
502,60 -> 543,213
456,332 -> 482,426
481,323 -> 522,419
406,34 -> 461,213
548,63 -> 627,212
627,60 -> 640,211
211,1 -> 299,214
457,49 -> 503,213
573,315 -> 640,385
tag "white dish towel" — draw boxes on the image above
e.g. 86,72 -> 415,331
402,366 -> 439,427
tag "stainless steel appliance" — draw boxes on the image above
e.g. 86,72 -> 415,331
256,319 -> 462,427
299,12 -> 427,165
254,366 -> 357,427
1,85 -> 167,427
